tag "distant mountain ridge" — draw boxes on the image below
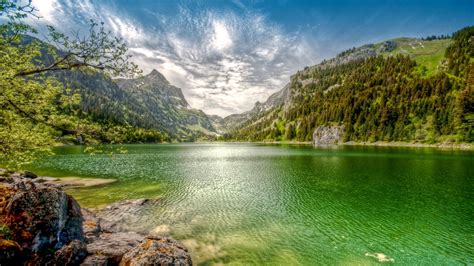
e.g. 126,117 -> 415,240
23,35 -> 219,141
114,69 -> 216,138
215,83 -> 292,132
42,59 -> 216,140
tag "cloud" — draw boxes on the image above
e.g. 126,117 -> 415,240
33,0 -> 58,23
28,0 -> 319,117
211,20 -> 233,51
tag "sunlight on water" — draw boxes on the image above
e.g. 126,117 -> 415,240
29,143 -> 474,265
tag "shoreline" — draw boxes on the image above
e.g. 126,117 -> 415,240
341,141 -> 473,150
25,175 -> 118,188
198,140 -> 474,150
56,140 -> 474,150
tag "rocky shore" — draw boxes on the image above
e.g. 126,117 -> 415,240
0,171 -> 192,265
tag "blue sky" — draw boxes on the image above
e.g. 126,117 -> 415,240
31,0 -> 474,116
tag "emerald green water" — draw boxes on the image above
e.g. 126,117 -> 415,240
29,144 -> 473,265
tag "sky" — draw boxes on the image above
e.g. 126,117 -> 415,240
30,0 -> 474,117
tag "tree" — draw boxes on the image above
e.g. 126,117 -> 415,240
284,123 -> 295,140
0,0 -> 139,169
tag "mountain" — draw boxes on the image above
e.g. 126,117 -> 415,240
224,27 -> 473,144
21,35 -> 218,142
228,36 -> 453,126
311,37 -> 452,76
114,70 -> 216,138
215,83 -> 292,132
219,37 -> 453,134
53,68 -> 217,141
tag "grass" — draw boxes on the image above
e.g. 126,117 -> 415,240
381,38 -> 453,77
187,124 -> 218,136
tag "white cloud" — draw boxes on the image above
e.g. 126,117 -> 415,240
129,47 -> 155,58
27,1 -> 319,117
211,20 -> 233,51
32,0 -> 58,23
107,16 -> 144,43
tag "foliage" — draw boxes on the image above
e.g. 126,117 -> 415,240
0,0 -> 141,169
445,26 -> 474,78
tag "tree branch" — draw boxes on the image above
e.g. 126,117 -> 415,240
14,61 -> 104,77
5,98 -> 77,135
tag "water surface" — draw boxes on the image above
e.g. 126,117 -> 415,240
29,144 -> 474,265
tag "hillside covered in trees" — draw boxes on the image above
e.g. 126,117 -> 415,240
224,26 -> 474,144
10,36 -> 219,146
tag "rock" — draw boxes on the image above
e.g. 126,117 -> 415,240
0,177 -> 84,264
45,177 -> 117,188
313,125 -> 345,145
1,174 -> 192,266
378,40 -> 397,53
5,183 -> 84,250
22,171 -> 38,179
86,232 -> 144,264
0,239 -> 23,263
80,254 -> 111,266
81,208 -> 101,243
54,240 -> 88,266
31,176 -> 60,183
96,198 -> 160,233
120,236 -> 192,266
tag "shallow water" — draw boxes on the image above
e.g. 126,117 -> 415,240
29,143 -> 474,265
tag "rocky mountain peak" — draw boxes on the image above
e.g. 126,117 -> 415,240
145,69 -> 169,85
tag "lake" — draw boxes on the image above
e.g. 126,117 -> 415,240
29,143 -> 473,265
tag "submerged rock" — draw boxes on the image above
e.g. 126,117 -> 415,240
365,252 -> 394,263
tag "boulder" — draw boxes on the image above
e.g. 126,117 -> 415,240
95,198 -> 160,233
313,125 -> 345,145
22,171 -> 38,179
120,236 -> 192,266
0,177 -> 84,264
54,240 -> 88,265
81,254 -> 111,266
81,208 -> 101,243
378,40 -> 397,53
85,232 -> 144,264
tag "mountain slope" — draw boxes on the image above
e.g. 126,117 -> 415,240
225,27 -> 473,144
24,36 -> 218,141
216,83 -> 291,132
51,68 -> 216,141
115,70 -> 216,139
219,37 -> 453,134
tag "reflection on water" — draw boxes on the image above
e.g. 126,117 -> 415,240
29,144 -> 474,265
